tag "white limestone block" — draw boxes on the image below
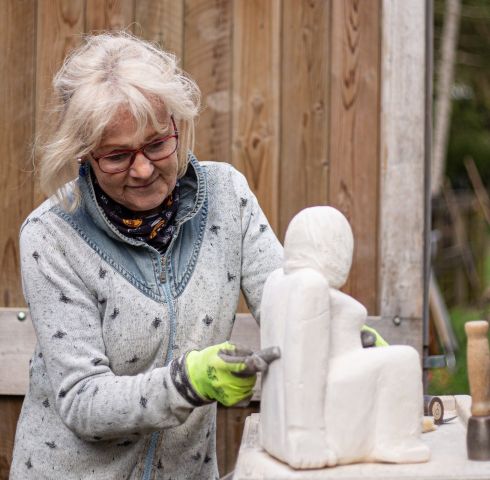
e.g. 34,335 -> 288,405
260,206 -> 430,469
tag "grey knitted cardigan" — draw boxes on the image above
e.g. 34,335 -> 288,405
10,156 -> 283,480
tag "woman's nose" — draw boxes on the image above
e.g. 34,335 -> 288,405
129,152 -> 154,178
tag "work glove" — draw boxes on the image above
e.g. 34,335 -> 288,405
185,342 -> 280,407
361,325 -> 389,348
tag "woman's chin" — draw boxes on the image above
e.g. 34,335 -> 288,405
118,194 -> 162,213
130,201 -> 165,214
121,188 -> 170,213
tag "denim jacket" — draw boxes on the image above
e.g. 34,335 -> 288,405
10,155 -> 283,480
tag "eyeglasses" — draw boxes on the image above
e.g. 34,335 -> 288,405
91,116 -> 179,174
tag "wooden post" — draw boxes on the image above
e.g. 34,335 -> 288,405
379,0 -> 427,352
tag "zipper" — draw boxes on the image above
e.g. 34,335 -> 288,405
142,280 -> 175,480
159,256 -> 166,283
157,226 -> 181,286
143,234 -> 179,479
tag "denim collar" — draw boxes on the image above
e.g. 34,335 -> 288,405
77,152 -> 206,248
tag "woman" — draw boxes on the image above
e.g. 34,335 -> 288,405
10,33 -> 282,479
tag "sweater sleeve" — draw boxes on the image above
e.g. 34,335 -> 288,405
230,168 -> 284,323
20,216 -> 195,441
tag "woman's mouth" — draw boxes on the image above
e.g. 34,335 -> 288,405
127,178 -> 158,189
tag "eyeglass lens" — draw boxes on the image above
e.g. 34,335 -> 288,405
98,136 -> 178,173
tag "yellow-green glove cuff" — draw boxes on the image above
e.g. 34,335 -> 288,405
361,325 -> 389,347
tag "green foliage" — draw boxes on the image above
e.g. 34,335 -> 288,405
428,307 -> 471,395
446,98 -> 490,189
429,0 -> 490,395
485,244 -> 490,286
434,0 -> 490,187
428,250 -> 490,395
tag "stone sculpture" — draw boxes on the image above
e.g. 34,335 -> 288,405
260,206 -> 430,469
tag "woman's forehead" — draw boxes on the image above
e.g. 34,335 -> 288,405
99,105 -> 170,148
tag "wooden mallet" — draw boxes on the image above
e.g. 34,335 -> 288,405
465,320 -> 490,460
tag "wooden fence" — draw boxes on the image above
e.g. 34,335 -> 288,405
0,0 -> 428,477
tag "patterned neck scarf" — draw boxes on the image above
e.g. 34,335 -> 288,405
91,172 -> 180,254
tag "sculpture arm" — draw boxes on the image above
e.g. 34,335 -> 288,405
329,290 -> 366,357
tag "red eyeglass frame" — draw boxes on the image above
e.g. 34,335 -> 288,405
91,116 -> 179,174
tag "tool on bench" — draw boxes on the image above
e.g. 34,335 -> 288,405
423,396 -> 456,426
220,345 -> 281,377
465,320 -> 490,460
424,395 -> 444,424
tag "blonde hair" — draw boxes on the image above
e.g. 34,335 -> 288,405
38,32 -> 201,210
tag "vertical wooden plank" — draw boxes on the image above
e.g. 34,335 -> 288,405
279,0 -> 330,241
328,0 -> 381,314
36,0 -> 85,206
0,396 -> 23,478
36,1 -> 85,102
0,1 -> 36,474
0,2 -> 36,308
135,0 -> 184,58
380,0 -> 426,350
216,405 -> 227,476
224,405 -> 258,474
85,0 -> 135,32
184,0 -> 232,162
232,0 -> 281,231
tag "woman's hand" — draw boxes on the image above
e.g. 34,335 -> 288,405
361,325 -> 389,347
185,342 -> 279,407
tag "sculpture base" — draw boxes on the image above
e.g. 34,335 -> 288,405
234,403 -> 490,480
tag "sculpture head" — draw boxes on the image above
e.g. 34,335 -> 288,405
283,206 -> 354,289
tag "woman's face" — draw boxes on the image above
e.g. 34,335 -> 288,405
90,108 -> 179,213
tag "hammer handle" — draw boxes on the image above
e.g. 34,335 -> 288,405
465,321 -> 490,417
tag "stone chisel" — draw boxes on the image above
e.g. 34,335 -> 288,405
465,320 -> 490,460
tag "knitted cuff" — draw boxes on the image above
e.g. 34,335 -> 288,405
169,353 -> 213,407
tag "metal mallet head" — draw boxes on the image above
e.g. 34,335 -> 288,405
468,416 -> 490,460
